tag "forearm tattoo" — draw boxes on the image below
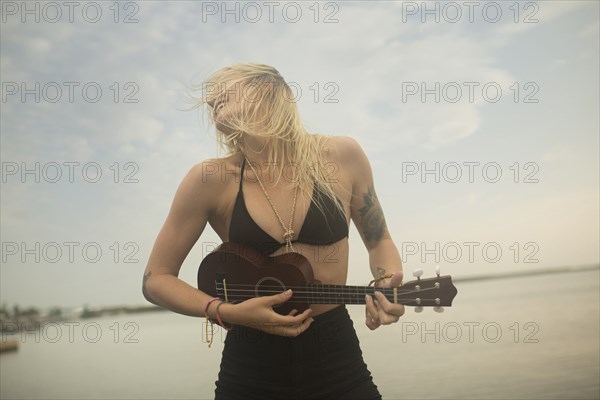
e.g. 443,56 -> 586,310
358,185 -> 386,242
376,266 -> 387,280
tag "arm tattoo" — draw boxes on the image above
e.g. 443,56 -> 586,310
376,267 -> 387,280
142,271 -> 156,304
358,185 -> 386,242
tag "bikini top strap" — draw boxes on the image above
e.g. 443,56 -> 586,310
238,158 -> 246,191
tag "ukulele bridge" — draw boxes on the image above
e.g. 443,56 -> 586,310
216,272 -> 229,302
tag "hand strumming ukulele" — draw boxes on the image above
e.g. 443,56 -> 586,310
197,242 -> 458,315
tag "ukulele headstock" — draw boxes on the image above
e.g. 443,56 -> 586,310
397,266 -> 457,312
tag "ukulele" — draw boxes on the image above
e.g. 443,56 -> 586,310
197,242 -> 458,315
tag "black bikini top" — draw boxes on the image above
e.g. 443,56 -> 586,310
229,158 -> 349,255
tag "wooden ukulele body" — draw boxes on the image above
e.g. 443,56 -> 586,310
197,242 -> 316,314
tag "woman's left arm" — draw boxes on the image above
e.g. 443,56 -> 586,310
340,136 -> 405,330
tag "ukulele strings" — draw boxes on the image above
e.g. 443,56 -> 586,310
214,283 -> 430,293
214,283 -> 440,301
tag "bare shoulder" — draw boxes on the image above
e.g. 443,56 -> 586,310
188,153 -> 243,186
179,153 -> 242,212
321,135 -> 370,172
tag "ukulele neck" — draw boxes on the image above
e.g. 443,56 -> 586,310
215,280 -> 451,307
290,284 -> 396,305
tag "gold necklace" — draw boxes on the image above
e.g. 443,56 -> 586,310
244,156 -> 299,253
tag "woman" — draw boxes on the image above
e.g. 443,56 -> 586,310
142,63 -> 405,399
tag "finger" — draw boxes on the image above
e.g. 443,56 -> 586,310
365,295 -> 381,330
374,291 -> 405,317
365,294 -> 379,320
287,309 -> 298,316
373,298 -> 395,324
266,289 -> 294,306
365,295 -> 379,321
271,317 -> 315,337
373,293 -> 404,325
365,314 -> 381,330
396,304 -> 405,318
378,312 -> 400,325
391,271 -> 404,287
268,307 -> 313,326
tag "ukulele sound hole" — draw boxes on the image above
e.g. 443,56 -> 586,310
255,277 -> 286,308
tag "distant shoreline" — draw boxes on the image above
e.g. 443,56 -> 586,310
454,264 -> 599,283
0,304 -> 166,334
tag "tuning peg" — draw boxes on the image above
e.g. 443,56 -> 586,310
415,306 -> 423,313
412,268 -> 423,280
433,306 -> 445,313
435,265 -> 441,277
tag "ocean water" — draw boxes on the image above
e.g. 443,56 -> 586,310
1,269 -> 598,400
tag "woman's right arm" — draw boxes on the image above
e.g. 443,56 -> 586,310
142,161 -> 218,317
142,160 -> 315,336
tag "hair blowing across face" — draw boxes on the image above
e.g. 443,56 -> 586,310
185,62 -> 347,219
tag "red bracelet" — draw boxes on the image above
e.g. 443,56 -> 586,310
215,301 -> 232,331
204,297 -> 220,318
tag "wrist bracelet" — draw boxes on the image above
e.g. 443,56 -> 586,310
204,297 -> 220,348
204,297 -> 220,317
368,273 -> 395,287
215,301 -> 232,331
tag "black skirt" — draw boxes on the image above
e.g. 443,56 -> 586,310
214,305 -> 382,400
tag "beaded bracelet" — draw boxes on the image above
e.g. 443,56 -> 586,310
204,297 -> 220,348
368,273 -> 394,287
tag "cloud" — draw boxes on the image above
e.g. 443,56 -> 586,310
579,19 -> 600,38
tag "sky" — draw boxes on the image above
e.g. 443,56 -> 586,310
1,0 -> 598,309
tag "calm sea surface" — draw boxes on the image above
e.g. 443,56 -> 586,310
1,269 -> 599,400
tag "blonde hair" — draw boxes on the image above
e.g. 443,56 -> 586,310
184,62 -> 346,220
